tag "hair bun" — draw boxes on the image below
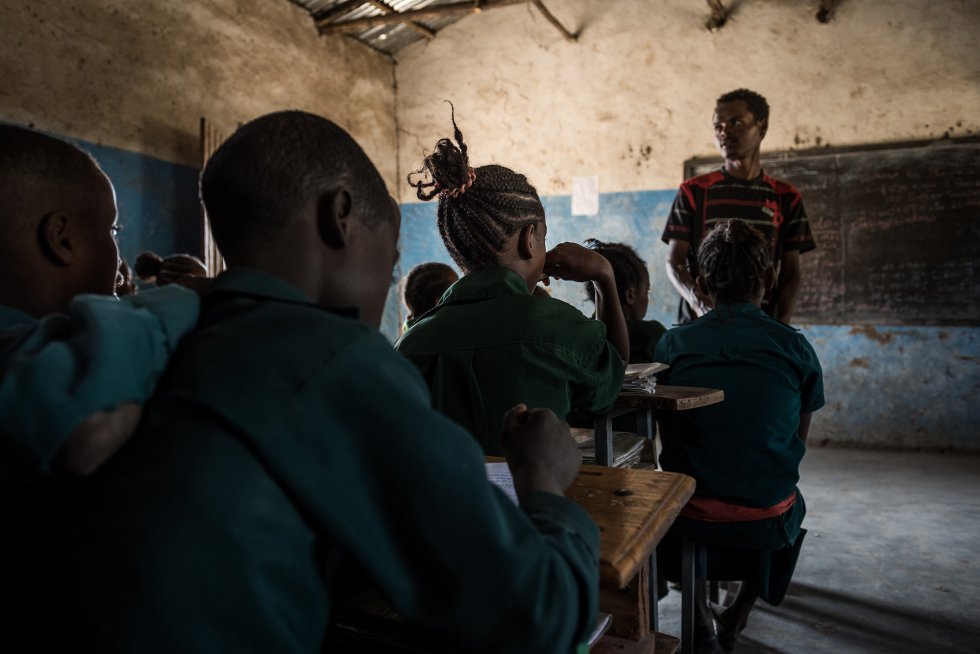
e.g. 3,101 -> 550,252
134,251 -> 164,279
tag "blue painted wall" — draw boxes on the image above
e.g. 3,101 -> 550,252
394,190 -> 980,451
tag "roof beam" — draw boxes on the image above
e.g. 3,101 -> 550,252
362,0 -> 437,39
533,1 -> 577,42
318,0 -> 533,34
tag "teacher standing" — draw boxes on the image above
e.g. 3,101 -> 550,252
662,88 -> 816,324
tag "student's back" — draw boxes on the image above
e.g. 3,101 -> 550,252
25,112 -> 600,654
396,110 -> 628,454
398,267 -> 622,453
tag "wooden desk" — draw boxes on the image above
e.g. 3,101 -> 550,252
594,386 -> 724,468
330,462 -> 695,652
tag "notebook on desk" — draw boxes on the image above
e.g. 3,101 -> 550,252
622,362 -> 668,394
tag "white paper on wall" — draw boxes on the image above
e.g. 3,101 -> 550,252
571,176 -> 599,216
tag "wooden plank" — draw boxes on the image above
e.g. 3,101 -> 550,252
566,465 -> 696,587
363,0 -> 437,39
599,560 -> 649,640
318,0 -> 532,32
615,386 -> 724,411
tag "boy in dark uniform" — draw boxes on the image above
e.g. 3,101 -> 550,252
663,89 -> 816,324
396,111 -> 628,455
0,125 -> 198,479
28,111 -> 600,654
655,219 -> 824,653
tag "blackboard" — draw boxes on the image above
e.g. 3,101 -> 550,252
685,139 -> 980,326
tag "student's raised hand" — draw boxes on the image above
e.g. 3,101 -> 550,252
501,403 -> 581,500
542,242 -> 615,284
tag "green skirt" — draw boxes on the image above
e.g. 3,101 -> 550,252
657,489 -> 807,606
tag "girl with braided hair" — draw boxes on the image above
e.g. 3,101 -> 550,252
396,108 -> 629,455
653,219 -> 825,653
583,239 -> 667,364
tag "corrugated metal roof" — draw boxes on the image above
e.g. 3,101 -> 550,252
289,0 -> 470,55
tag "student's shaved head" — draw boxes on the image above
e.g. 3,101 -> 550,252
200,111 -> 392,263
0,125 -> 104,242
0,125 -> 119,316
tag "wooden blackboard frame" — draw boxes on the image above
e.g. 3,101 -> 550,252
682,136 -> 980,326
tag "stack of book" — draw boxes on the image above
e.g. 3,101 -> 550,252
621,362 -> 668,394
571,428 -> 646,469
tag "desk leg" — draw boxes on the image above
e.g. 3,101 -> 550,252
648,550 -> 659,633
594,414 -> 614,467
680,537 -> 706,654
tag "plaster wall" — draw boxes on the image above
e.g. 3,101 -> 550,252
0,0 -> 396,187
395,0 -> 980,198
393,0 -> 980,449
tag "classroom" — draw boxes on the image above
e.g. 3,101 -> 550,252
1,1 -> 978,652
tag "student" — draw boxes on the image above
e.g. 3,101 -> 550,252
134,250 -> 208,286
584,239 -> 667,364
396,110 -> 629,454
653,219 -> 824,653
25,111 -> 600,654
0,125 -> 199,479
401,261 -> 458,332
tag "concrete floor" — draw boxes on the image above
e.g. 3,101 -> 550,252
656,447 -> 980,653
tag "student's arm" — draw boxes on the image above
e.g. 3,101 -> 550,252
544,242 -> 629,361
281,337 -> 600,654
666,239 -> 711,317
776,249 -> 802,324
0,286 -> 199,480
798,412 -> 813,445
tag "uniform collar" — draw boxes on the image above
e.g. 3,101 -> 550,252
0,304 -> 38,328
438,268 -> 530,306
206,267 -> 359,318
705,302 -> 766,319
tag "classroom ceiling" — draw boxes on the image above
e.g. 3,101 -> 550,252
288,0 -> 844,55
288,0 -> 576,55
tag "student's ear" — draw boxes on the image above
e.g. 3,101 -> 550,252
623,286 -> 636,308
517,223 -> 537,261
758,117 -> 769,140
38,212 -> 74,266
763,264 -> 776,290
316,189 -> 353,249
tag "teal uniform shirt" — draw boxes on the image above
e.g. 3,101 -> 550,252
626,318 -> 667,364
31,268 -> 599,654
0,286 -> 200,479
395,268 -> 625,454
653,303 -> 824,507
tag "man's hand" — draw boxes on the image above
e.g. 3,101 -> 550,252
501,404 -> 581,501
55,402 -> 142,476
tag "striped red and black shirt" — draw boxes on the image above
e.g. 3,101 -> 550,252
661,168 -> 816,318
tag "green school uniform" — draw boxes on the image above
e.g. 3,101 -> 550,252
29,268 -> 599,654
0,286 -> 199,479
653,303 -> 824,604
626,318 -> 667,364
395,268 -> 625,455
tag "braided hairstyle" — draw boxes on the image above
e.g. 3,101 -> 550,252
582,239 -> 649,308
406,105 -> 544,273
697,219 -> 771,304
403,262 -> 458,318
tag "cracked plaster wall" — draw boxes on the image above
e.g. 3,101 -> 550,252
393,0 -> 980,449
